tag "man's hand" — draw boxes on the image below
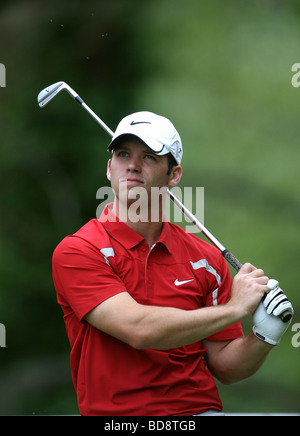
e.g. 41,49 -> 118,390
252,286 -> 294,345
228,263 -> 270,319
228,262 -> 294,345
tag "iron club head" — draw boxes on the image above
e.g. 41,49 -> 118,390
37,81 -> 78,107
37,80 -> 113,136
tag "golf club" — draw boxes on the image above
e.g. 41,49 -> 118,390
38,81 -> 114,137
37,81 -> 293,323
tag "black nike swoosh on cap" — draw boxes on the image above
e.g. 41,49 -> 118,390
130,121 -> 152,125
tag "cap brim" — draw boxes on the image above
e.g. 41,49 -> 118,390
108,132 -> 168,156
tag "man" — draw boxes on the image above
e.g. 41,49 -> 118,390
52,111 -> 293,416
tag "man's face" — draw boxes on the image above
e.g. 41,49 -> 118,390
107,137 -> 182,212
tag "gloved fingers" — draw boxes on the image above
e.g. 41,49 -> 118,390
273,300 -> 294,317
266,292 -> 289,315
264,287 -> 282,307
263,282 -> 294,319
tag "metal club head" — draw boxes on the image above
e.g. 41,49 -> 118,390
37,80 -> 114,136
37,81 -> 78,107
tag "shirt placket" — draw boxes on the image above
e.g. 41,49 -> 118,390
144,243 -> 156,299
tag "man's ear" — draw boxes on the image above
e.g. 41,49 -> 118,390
106,159 -> 112,181
168,165 -> 182,187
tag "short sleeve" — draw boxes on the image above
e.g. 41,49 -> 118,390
52,235 -> 127,321
205,253 -> 244,341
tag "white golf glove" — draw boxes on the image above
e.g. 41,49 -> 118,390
252,280 -> 294,346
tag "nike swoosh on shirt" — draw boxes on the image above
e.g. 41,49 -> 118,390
174,279 -> 194,286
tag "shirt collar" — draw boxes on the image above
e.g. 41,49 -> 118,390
99,203 -> 173,254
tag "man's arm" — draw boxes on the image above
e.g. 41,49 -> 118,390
86,291 -> 242,350
85,263 -> 269,350
203,333 -> 273,385
203,281 -> 293,385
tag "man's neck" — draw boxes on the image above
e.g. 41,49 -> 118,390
127,220 -> 163,248
111,199 -> 164,248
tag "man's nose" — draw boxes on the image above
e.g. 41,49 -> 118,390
127,156 -> 142,172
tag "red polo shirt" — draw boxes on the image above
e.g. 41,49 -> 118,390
52,204 -> 243,416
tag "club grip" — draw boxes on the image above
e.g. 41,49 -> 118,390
222,250 -> 293,323
222,249 -> 243,272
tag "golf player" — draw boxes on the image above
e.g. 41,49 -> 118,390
52,111 -> 293,416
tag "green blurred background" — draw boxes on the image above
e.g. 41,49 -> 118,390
0,0 -> 299,415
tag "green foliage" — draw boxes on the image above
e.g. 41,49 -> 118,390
0,0 -> 299,414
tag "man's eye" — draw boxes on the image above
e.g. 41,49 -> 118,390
118,151 -> 129,157
144,154 -> 156,160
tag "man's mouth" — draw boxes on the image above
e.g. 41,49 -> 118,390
122,178 -> 144,186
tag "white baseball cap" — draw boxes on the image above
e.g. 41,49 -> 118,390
107,111 -> 183,164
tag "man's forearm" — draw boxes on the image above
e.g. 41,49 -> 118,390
133,302 -> 241,350
86,292 -> 242,350
205,331 -> 273,385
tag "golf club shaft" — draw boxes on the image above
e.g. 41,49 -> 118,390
74,97 -> 114,137
167,190 -> 245,271
39,82 -> 292,323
